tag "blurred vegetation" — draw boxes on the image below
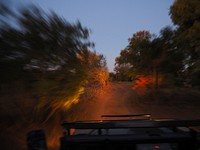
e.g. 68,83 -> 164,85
0,3 -> 108,150
170,0 -> 200,86
1,0 -> 200,149
114,0 -> 200,88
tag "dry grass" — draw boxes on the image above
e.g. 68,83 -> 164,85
129,86 -> 200,119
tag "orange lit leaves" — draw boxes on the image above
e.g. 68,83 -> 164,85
132,76 -> 154,95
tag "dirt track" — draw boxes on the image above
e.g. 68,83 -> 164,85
66,82 -> 200,121
54,81 -> 200,149
1,82 -> 198,150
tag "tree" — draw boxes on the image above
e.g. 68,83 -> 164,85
153,26 -> 185,86
0,5 -> 92,81
115,31 -> 156,85
0,4 -> 109,149
78,49 -> 109,98
114,63 -> 133,81
115,28 -> 185,87
170,0 -> 200,85
0,3 -> 108,113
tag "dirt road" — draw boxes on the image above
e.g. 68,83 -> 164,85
2,82 -> 200,150
65,82 -> 134,121
66,82 -> 200,121
46,82 -> 200,149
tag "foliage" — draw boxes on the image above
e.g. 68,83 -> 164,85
170,0 -> 200,85
0,5 -> 107,122
79,50 -> 109,99
115,31 -> 154,82
114,0 -> 200,87
0,4 -> 109,149
114,28 -> 185,87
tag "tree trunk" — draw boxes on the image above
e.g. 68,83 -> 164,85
153,67 -> 159,89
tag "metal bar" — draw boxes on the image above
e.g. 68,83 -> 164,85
101,114 -> 151,118
62,119 -> 200,130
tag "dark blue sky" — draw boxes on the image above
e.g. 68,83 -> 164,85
16,0 -> 174,71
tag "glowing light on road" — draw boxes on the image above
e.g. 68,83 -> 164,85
132,75 -> 163,94
63,87 -> 84,109
132,76 -> 153,95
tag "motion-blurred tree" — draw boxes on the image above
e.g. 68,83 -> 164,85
154,27 -> 185,86
0,3 -> 108,127
78,49 -> 109,98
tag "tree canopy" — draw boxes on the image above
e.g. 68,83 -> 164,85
114,28 -> 185,87
0,2 -> 108,131
170,0 -> 200,85
114,0 -> 200,87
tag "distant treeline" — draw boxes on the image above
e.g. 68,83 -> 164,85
113,0 -> 200,88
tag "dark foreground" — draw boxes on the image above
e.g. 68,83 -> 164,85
1,82 -> 200,150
